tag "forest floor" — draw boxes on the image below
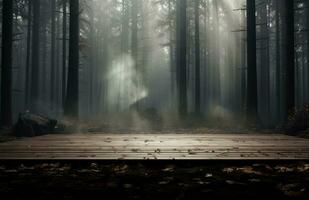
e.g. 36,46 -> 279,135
0,161 -> 309,200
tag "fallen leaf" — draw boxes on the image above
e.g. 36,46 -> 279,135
275,166 -> 295,173
223,168 -> 234,173
159,181 -> 169,185
162,167 -> 174,172
249,178 -> 261,183
123,184 -> 133,189
237,166 -> 263,175
226,180 -> 245,185
278,183 -> 306,197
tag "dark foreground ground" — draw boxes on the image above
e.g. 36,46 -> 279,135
0,161 -> 309,200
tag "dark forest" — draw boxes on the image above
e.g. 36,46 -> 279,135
0,0 -> 308,128
1,0 -> 309,199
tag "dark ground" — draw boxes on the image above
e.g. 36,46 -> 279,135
0,161 -> 309,200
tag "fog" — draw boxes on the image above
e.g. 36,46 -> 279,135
2,0 -> 308,129
75,0 -> 246,126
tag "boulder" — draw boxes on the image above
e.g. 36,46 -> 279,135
284,105 -> 309,134
13,112 -> 57,137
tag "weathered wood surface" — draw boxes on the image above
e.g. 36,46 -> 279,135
0,133 -> 309,160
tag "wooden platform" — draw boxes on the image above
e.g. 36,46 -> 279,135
0,133 -> 309,160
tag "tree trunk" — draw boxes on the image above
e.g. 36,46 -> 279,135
168,0 -> 176,104
275,0 -> 282,122
1,0 -> 13,127
25,0 -> 32,108
121,0 -> 129,55
246,0 -> 258,123
41,16 -> 48,104
305,0 -> 309,103
260,0 -> 270,126
50,0 -> 56,111
119,0 -> 129,110
213,0 -> 221,107
131,0 -> 138,109
284,0 -> 295,120
240,10 -> 246,115
64,0 -> 79,118
88,1 -> 95,114
62,0 -> 67,105
131,0 -> 138,68
56,5 -> 61,110
194,0 -> 201,114
30,0 -> 41,113
177,0 -> 188,117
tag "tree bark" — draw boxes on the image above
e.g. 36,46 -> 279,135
213,0 -> 221,106
131,0 -> 139,109
246,0 -> 258,123
275,0 -> 282,122
305,0 -> 309,103
284,0 -> 295,119
1,0 -> 13,127
30,0 -> 41,113
131,0 -> 138,69
168,0 -> 176,102
177,0 -> 188,117
260,0 -> 270,125
194,0 -> 201,114
25,0 -> 32,108
64,0 -> 79,118
50,0 -> 56,110
62,0 -> 67,105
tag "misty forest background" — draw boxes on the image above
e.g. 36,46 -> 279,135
0,0 -> 308,129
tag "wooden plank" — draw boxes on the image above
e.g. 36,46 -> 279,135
0,133 -> 309,160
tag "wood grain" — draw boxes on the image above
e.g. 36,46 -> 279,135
0,133 -> 309,160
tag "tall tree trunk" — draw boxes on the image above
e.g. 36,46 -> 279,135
213,0 -> 221,107
30,0 -> 41,112
203,0 -> 209,112
64,0 -> 79,118
41,18 -> 48,103
119,0 -> 129,110
131,0 -> 138,109
1,0 -> 13,127
88,1 -> 94,114
284,0 -> 295,120
131,0 -> 138,68
305,0 -> 309,103
168,0 -> 175,103
240,10 -> 246,115
121,0 -> 129,55
50,0 -> 56,111
62,0 -> 67,105
194,0 -> 201,114
275,0 -> 282,122
260,0 -> 270,126
25,0 -> 32,108
176,0 -> 188,117
56,5 -> 61,110
246,0 -> 258,123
